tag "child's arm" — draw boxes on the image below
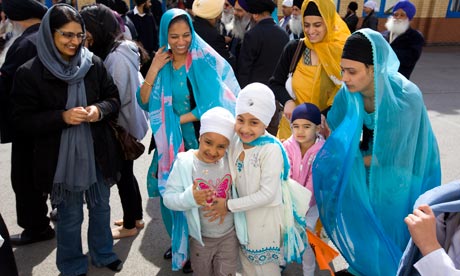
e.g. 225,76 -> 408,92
162,156 -> 205,211
227,144 -> 283,212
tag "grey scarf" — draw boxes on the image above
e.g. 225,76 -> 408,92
37,5 -> 97,205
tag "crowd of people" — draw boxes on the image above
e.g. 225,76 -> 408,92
0,0 -> 457,276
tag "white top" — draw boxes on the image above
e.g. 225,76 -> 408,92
414,212 -> 460,275
414,249 -> 460,275
226,134 -> 284,265
133,6 -> 145,17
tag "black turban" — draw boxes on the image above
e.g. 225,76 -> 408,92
2,0 -> 48,21
348,2 -> 358,12
342,32 -> 374,65
228,0 -> 249,12
293,0 -> 303,9
246,0 -> 276,14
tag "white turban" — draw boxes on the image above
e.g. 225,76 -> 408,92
235,83 -> 276,126
282,0 -> 293,7
199,107 -> 235,141
364,1 -> 378,11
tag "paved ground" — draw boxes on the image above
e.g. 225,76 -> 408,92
1,46 -> 459,276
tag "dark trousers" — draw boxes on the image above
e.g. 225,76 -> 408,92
0,213 -> 19,276
11,140 -> 50,234
117,159 -> 143,229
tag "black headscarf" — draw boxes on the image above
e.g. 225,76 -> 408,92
2,0 -> 47,21
303,1 -> 321,17
80,4 -> 122,60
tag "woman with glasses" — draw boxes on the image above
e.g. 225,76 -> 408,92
11,4 -> 123,276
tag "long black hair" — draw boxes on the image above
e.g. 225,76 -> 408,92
80,4 -> 122,60
49,4 -> 84,33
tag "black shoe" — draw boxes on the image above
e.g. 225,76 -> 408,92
50,208 -> 59,221
10,226 -> 55,246
163,247 -> 172,260
182,260 -> 193,274
106,259 -> 123,272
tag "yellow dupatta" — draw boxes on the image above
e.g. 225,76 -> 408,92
301,0 -> 349,108
278,0 -> 350,139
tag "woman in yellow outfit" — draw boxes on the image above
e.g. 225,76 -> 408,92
269,0 -> 350,139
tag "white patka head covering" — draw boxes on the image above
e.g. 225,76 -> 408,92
199,107 -> 235,141
282,0 -> 293,7
235,82 -> 276,126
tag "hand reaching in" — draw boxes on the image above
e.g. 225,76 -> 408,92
404,204 -> 442,256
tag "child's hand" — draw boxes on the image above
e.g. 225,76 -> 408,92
404,204 -> 442,256
203,198 -> 227,224
192,181 -> 213,206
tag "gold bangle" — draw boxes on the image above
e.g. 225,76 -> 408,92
143,80 -> 153,88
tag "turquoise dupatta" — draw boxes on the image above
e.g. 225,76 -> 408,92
137,9 -> 240,270
247,134 -> 309,264
312,29 -> 441,275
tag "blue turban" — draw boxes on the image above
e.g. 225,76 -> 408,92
393,1 -> 416,20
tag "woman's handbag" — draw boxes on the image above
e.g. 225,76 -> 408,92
285,39 -> 304,101
109,121 -> 145,160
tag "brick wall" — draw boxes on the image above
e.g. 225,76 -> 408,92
338,0 -> 460,45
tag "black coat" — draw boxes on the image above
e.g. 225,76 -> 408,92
361,11 -> 378,31
127,10 -> 159,57
237,18 -> 289,88
0,24 -> 40,144
382,28 -> 424,79
344,13 -> 359,33
193,16 -> 235,69
11,55 -> 121,193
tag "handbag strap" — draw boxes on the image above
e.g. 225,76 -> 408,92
289,39 -> 304,74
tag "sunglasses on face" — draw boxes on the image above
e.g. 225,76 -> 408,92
55,29 -> 86,41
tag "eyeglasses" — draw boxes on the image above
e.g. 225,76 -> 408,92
55,29 -> 86,41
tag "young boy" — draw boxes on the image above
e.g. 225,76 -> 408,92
163,107 -> 241,276
283,102 -> 325,276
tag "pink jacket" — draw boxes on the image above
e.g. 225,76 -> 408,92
283,135 -> 324,207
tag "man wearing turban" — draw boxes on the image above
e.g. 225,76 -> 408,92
383,0 -> 424,79
236,0 -> 289,135
0,0 -> 55,246
287,0 -> 304,40
192,0 -> 236,69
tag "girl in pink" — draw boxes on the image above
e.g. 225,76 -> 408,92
282,102 -> 324,276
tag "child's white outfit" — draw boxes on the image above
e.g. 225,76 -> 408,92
227,133 -> 284,276
164,150 -> 245,275
283,135 -> 325,276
